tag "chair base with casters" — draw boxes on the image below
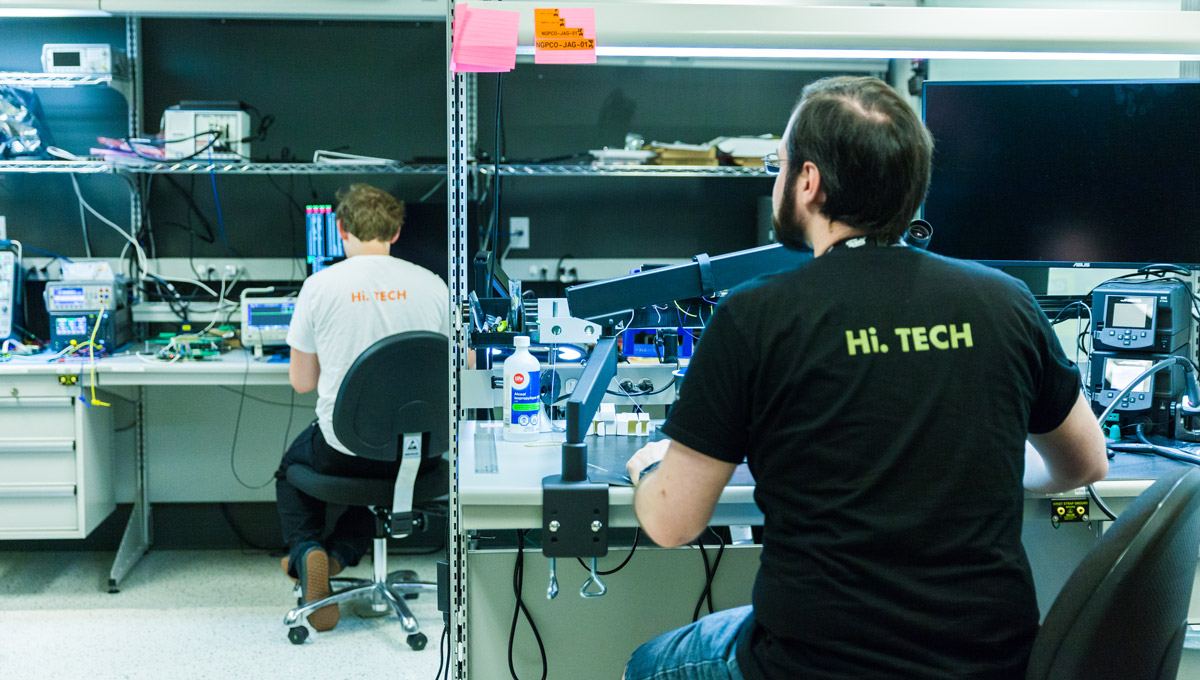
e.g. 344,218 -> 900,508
281,449 -> 447,648
283,509 -> 437,649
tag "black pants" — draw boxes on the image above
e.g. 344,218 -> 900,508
275,422 -> 401,576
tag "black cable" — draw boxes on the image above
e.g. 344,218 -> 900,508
606,381 -> 675,398
575,529 -> 640,575
1136,424 -> 1200,466
124,130 -> 222,162
508,529 -> 547,680
693,535 -> 712,622
1086,483 -> 1118,521
693,528 -> 727,621
489,73 -> 502,291
230,350 -> 272,489
436,624 -> 449,680
162,175 -> 217,243
213,385 -> 312,408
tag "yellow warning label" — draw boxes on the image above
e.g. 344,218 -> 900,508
1051,499 -> 1089,524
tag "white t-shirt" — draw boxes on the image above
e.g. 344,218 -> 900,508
286,255 -> 449,455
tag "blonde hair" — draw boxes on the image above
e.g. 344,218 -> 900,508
335,184 -> 405,242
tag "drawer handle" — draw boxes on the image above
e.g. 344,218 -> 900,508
0,440 -> 76,453
0,397 -> 74,408
0,484 -> 76,498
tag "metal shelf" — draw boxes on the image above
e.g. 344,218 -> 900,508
0,160 -> 447,176
122,161 -> 448,175
0,72 -> 118,88
0,72 -> 133,109
0,161 -> 109,174
478,163 -> 771,178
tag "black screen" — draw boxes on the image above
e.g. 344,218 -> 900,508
52,51 -> 82,67
922,80 -> 1200,265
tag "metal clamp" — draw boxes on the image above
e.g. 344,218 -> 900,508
580,558 -> 607,598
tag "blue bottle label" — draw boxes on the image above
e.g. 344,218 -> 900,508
510,371 -> 541,428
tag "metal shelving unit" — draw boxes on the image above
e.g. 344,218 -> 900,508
0,160 -> 109,174
124,161 -> 448,175
0,72 -> 117,87
0,71 -> 134,106
0,160 -> 447,175
479,163 -> 770,178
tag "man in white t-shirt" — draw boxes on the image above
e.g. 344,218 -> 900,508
275,184 -> 448,632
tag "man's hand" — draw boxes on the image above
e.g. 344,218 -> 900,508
627,439 -> 670,486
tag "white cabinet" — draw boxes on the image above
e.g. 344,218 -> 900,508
0,391 -> 115,539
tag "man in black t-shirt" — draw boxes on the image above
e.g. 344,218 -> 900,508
622,76 -> 1108,680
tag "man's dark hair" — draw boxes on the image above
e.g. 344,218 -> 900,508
785,76 -> 933,243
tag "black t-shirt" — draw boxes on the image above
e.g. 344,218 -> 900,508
660,244 -> 1080,680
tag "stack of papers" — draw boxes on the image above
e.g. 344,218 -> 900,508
646,141 -> 718,166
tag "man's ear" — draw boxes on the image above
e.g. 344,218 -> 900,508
336,219 -> 349,240
389,228 -> 401,245
797,161 -> 825,208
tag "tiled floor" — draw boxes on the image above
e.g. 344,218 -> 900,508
0,549 -> 446,680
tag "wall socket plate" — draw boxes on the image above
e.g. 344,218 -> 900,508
509,216 -> 530,250
0,216 -> 6,241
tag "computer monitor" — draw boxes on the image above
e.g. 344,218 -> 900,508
922,79 -> 1200,267
306,204 -> 344,274
242,297 -> 296,350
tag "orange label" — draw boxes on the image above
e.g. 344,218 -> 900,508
350,290 -> 408,302
535,39 -> 595,50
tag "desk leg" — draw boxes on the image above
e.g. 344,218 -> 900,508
109,387 -> 151,593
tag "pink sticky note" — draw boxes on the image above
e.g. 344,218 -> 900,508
558,8 -> 596,40
452,5 -> 519,72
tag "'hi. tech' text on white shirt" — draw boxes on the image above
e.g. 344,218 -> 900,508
286,255 -> 449,455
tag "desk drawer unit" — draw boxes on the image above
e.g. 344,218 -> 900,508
0,396 -> 114,539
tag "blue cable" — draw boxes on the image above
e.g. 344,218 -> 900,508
0,239 -> 73,263
207,148 -> 238,255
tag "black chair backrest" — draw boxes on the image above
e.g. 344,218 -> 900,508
1026,466 -> 1200,680
332,331 -> 449,462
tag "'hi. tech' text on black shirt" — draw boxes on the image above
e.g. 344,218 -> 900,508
660,245 -> 1080,680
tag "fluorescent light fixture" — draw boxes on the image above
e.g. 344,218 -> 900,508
516,46 -> 1200,62
514,46 -> 1200,62
484,2 -> 1200,62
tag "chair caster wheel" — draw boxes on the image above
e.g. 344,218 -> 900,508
288,626 -> 309,645
407,632 -> 428,651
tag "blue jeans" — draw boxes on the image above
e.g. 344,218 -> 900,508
625,606 -> 751,680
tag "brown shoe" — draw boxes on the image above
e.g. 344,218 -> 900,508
296,547 -> 339,632
281,553 -> 343,585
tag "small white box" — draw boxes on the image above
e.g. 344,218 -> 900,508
162,107 -> 251,160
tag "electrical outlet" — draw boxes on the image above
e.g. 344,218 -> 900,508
0,216 -> 6,240
509,217 -> 530,250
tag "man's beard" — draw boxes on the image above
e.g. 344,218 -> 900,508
773,175 -> 811,252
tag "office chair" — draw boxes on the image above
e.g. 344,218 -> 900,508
1025,466 -> 1200,680
282,331 -> 449,649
